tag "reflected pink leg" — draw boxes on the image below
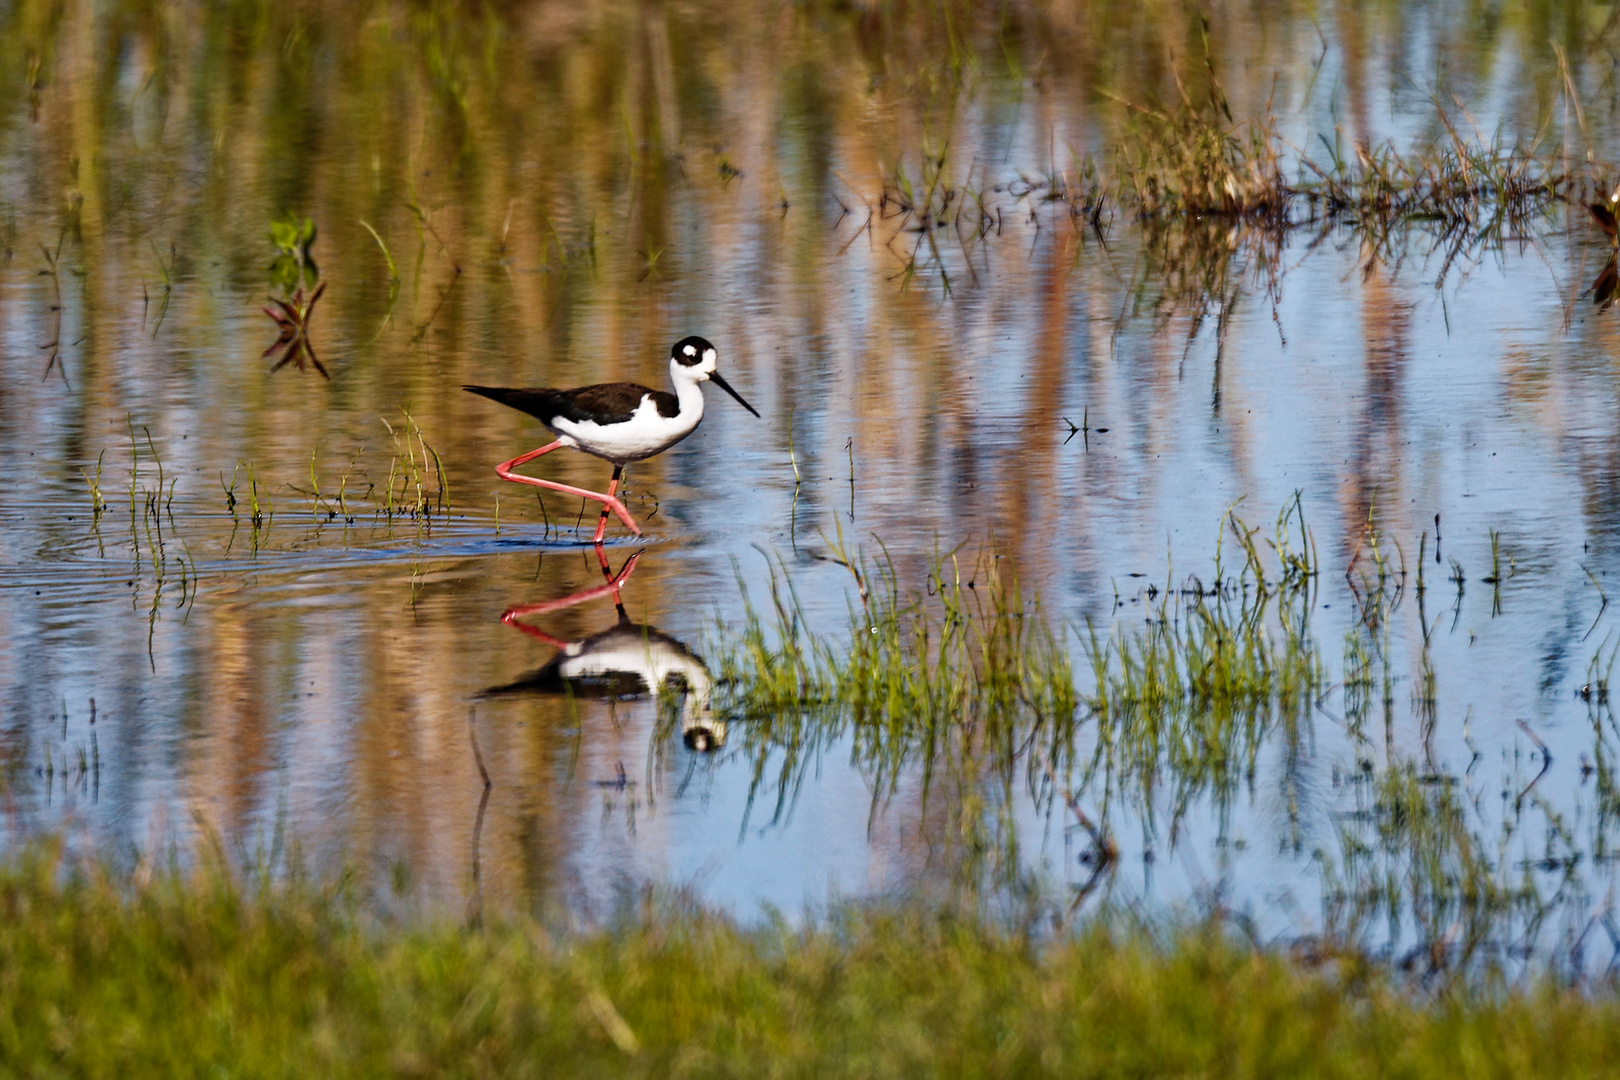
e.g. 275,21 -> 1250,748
501,551 -> 642,645
496,440 -> 641,538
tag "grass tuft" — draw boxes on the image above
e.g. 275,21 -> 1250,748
708,536 -> 1081,894
1082,501 -> 1323,827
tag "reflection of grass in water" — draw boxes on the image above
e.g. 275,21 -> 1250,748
8,839 -> 1620,1073
704,503 -> 1620,976
1584,642 -> 1620,873
709,502 -> 1326,892
1082,500 -> 1323,832
712,536 -> 1081,894
1315,514 -> 1605,980
1318,761 -> 1544,980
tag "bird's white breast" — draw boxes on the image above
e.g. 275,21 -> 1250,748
551,394 -> 702,462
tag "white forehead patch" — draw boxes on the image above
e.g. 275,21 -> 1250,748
683,344 -> 697,356
702,348 -> 717,364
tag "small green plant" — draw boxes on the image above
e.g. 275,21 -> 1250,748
261,206 -> 327,376
379,411 -> 448,520
81,449 -> 107,518
268,211 -> 318,292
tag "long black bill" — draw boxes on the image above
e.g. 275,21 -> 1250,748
709,371 -> 760,417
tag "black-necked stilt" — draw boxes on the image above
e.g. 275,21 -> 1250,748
465,335 -> 759,543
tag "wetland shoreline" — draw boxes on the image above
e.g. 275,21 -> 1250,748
4,838 -> 1620,1077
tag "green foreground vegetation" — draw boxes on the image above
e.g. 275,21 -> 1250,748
1,843 -> 1618,1079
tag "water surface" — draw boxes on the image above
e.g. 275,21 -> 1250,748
5,0 -> 1620,970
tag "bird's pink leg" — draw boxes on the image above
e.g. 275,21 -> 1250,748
496,440 -> 641,538
501,551 -> 642,645
591,465 -> 625,545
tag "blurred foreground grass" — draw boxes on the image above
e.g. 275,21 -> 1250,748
3,840 -> 1619,1078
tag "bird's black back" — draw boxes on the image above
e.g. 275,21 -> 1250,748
464,383 -> 680,427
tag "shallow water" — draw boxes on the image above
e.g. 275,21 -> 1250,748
5,0 -> 1620,969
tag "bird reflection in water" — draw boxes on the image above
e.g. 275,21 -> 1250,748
480,548 -> 725,752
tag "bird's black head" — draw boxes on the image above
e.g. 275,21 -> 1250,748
671,335 -> 717,368
668,334 -> 759,417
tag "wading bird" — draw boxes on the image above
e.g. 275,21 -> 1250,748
465,336 -> 759,543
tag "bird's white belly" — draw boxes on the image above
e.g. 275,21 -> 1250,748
552,397 -> 701,462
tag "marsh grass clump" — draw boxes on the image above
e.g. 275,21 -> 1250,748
1117,101 -> 1291,220
1101,16 -> 1570,257
1112,95 -> 1571,241
379,410 -> 449,521
1303,126 -> 1563,241
709,540 -> 1082,890
716,541 -> 1076,740
1082,500 -> 1324,823
1109,21 -> 1289,222
708,501 -> 1331,886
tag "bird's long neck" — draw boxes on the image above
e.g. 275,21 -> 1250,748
669,362 -> 706,422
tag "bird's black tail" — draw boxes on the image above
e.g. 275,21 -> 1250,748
463,385 -> 563,422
